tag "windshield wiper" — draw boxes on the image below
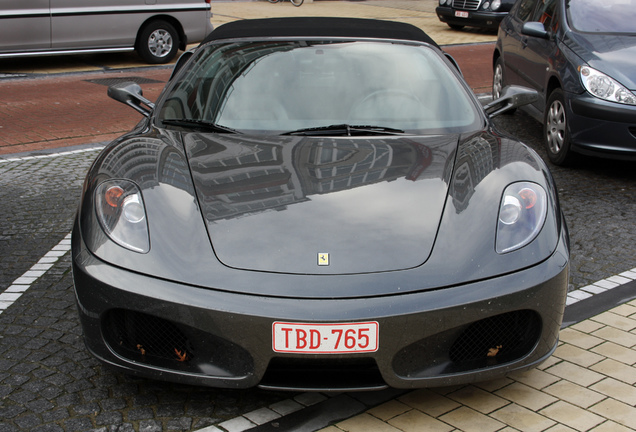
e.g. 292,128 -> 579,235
281,124 -> 405,136
161,119 -> 239,134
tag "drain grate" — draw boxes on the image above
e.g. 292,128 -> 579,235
85,76 -> 164,86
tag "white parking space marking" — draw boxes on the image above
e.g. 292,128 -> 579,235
0,233 -> 71,314
566,269 -> 636,306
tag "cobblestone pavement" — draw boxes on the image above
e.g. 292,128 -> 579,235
0,152 -> 91,288
0,151 -> 293,432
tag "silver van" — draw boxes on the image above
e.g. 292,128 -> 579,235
0,0 -> 213,63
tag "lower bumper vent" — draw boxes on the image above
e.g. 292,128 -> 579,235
449,310 -> 541,366
393,309 -> 542,379
104,309 -> 194,363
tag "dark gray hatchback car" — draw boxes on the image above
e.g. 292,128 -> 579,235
493,0 -> 636,165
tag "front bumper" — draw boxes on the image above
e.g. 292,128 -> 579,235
568,93 -> 636,160
72,221 -> 569,391
436,7 -> 507,29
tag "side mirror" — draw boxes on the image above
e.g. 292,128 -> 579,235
522,21 -> 551,39
484,85 -> 538,117
107,82 -> 155,117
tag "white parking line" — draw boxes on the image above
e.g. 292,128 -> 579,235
566,269 -> 636,306
0,145 -> 104,163
0,233 -> 72,315
196,393 -> 327,432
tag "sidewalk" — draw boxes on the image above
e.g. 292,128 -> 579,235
0,0 -> 496,156
319,299 -> 636,432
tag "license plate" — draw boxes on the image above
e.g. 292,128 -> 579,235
455,10 -> 469,18
272,321 -> 379,354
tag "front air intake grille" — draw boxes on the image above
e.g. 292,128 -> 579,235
449,310 -> 540,365
104,309 -> 194,363
452,0 -> 481,10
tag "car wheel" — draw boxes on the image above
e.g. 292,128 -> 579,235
137,20 -> 179,64
492,57 -> 516,115
544,88 -> 573,165
492,57 -> 505,99
449,24 -> 465,30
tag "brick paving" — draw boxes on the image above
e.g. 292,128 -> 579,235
316,300 -> 636,432
0,69 -> 171,156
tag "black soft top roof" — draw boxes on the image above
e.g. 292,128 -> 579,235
200,17 -> 440,49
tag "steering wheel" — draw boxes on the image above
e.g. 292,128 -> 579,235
349,89 -> 425,121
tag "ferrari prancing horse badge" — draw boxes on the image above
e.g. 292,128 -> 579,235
318,253 -> 329,266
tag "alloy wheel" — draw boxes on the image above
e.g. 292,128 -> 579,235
493,62 -> 504,99
546,99 -> 566,155
148,29 -> 173,59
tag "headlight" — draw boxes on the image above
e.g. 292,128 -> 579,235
439,0 -> 450,5
496,182 -> 547,254
580,66 -> 636,105
482,1 -> 491,9
491,0 -> 501,10
95,179 -> 150,253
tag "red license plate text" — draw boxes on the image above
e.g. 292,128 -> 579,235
272,321 -> 379,354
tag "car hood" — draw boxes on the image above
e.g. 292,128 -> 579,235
183,133 -> 456,275
564,32 -> 636,89
82,127 -> 562,298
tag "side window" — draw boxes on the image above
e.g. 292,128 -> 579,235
513,0 -> 539,22
531,0 -> 557,31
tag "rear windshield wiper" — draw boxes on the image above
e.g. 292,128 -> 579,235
281,124 -> 405,136
161,118 -> 239,134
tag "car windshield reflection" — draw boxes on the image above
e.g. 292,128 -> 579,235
158,40 -> 480,135
567,0 -> 636,33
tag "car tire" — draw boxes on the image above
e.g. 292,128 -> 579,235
544,88 -> 573,165
137,20 -> 180,64
492,57 -> 516,115
492,57 -> 505,99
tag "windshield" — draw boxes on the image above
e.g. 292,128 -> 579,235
157,40 -> 480,135
567,0 -> 636,33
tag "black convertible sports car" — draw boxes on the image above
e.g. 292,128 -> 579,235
72,17 -> 570,391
